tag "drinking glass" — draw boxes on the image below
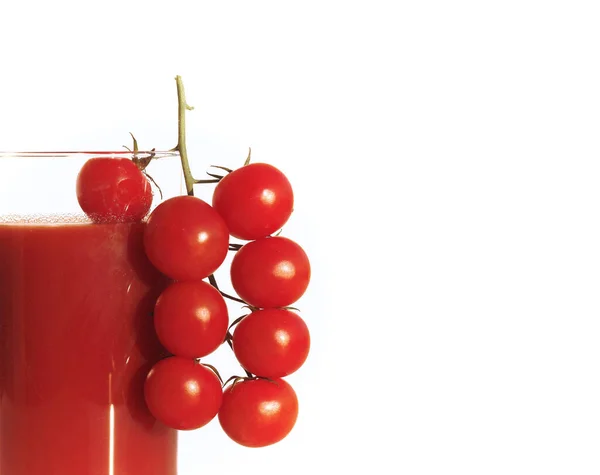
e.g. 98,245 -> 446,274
0,151 -> 183,475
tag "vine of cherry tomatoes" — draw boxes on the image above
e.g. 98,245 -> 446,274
75,76 -> 311,448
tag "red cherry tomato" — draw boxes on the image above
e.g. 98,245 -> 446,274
233,309 -> 310,378
143,195 -> 229,281
76,157 -> 152,223
154,280 -> 229,359
230,236 -> 310,308
144,356 -> 223,430
218,378 -> 298,447
212,163 -> 294,240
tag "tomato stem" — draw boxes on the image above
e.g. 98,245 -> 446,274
207,273 -> 219,289
219,290 -> 246,304
207,273 -> 247,304
202,363 -> 224,384
225,332 -> 233,348
194,178 -> 221,184
171,79 -> 255,381
173,75 -> 196,196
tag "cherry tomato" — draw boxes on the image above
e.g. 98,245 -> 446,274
154,280 -> 229,359
144,356 -> 223,430
230,236 -> 310,308
76,157 -> 152,223
143,195 -> 229,281
218,378 -> 298,447
233,309 -> 310,378
212,163 -> 294,240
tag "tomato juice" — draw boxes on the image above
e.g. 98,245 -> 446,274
0,219 -> 177,474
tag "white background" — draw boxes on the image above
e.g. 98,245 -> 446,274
2,1 -> 600,474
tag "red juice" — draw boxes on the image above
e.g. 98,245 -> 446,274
0,219 -> 177,475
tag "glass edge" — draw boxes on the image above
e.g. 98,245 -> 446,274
0,151 -> 180,158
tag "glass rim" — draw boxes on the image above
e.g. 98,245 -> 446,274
0,150 -> 180,159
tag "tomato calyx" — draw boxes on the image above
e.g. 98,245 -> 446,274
222,374 -> 278,391
282,305 -> 300,312
123,132 -> 164,200
243,148 -> 252,166
222,375 -> 250,391
204,165 -> 233,182
124,133 -> 154,171
201,147 -> 252,183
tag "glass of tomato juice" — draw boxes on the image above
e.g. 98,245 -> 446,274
0,151 -> 183,475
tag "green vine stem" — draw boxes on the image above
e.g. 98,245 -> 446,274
169,75 -> 254,379
172,75 -> 195,196
170,75 -> 219,195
